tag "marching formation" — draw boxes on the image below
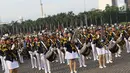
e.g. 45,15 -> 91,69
0,24 -> 130,73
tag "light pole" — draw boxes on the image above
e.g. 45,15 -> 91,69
40,0 -> 44,18
84,0 -> 86,11
84,0 -> 88,27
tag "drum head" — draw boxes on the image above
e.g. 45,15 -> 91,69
61,49 -> 65,54
81,46 -> 92,56
45,50 -> 57,62
109,45 -> 119,53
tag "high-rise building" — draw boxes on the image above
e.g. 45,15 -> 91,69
125,0 -> 130,9
112,0 -> 118,6
98,0 -> 112,10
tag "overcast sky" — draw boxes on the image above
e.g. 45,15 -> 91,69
0,0 -> 123,22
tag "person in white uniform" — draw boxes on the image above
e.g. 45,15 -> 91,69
64,32 -> 79,73
0,40 -> 5,71
4,37 -> 19,73
94,29 -> 106,69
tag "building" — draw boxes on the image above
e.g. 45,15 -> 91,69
98,0 -> 112,10
112,0 -> 118,6
0,22 -> 9,25
87,0 -> 126,10
125,0 -> 130,9
98,0 -> 126,10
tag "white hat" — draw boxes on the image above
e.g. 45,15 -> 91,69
64,28 -> 67,31
112,25 -> 114,27
77,27 -> 80,30
38,32 -> 42,36
1,37 -> 5,40
91,24 -> 93,27
3,34 -> 9,37
84,26 -> 86,28
114,23 -> 117,26
42,30 -> 45,33
83,29 -> 86,32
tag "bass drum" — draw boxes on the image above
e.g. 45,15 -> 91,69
116,36 -> 125,47
80,42 -> 92,56
108,41 -> 119,53
45,50 -> 57,62
53,47 -> 58,55
61,48 -> 65,54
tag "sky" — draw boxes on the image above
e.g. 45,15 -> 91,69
0,0 -> 123,22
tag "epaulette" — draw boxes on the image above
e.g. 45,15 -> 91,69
32,42 -> 35,46
2,44 -> 8,52
0,44 -> 2,50
37,42 -> 40,47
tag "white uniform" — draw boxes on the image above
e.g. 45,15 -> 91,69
96,47 -> 106,55
41,54 -> 51,73
125,38 -> 130,53
3,56 -> 9,73
78,49 -> 86,67
128,37 -> 130,52
18,48 -> 24,63
91,42 -> 98,61
58,47 -> 65,64
105,46 -> 113,63
29,51 -> 37,68
6,61 -> 19,70
0,56 -> 5,70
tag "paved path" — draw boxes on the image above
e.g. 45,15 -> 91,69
0,50 -> 130,73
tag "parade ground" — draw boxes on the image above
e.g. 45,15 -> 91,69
0,50 -> 130,73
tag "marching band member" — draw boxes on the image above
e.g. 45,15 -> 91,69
26,36 -> 37,69
4,37 -> 19,73
77,29 -> 87,67
1,37 -> 9,73
0,38 -> 5,71
123,27 -> 130,53
64,32 -> 79,73
91,29 -> 98,61
35,36 -> 44,70
94,28 -> 106,69
40,35 -> 52,73
128,37 -> 130,52
128,27 -> 130,53
17,40 -> 24,64
112,26 -> 121,57
105,29 -> 113,64
56,33 -> 65,64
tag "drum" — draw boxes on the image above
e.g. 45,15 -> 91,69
61,48 -> 65,54
80,42 -> 92,56
53,47 -> 58,55
45,50 -> 57,62
108,41 -> 119,53
116,36 -> 125,47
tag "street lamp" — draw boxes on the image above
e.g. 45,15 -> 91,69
40,0 -> 44,18
84,0 -> 86,11
84,0 -> 88,27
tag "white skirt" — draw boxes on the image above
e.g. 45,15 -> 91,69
65,51 -> 79,60
96,47 -> 106,55
6,60 -> 19,69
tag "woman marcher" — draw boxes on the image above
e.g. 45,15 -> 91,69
4,37 -> 19,73
64,32 -> 79,73
94,29 -> 106,69
0,39 -> 5,71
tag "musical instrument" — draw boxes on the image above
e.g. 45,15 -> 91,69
80,42 -> 91,56
44,36 -> 57,62
108,41 -> 119,53
78,33 -> 92,56
116,33 -> 125,47
45,49 -> 57,62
